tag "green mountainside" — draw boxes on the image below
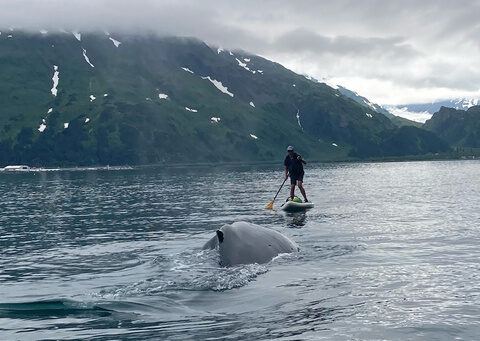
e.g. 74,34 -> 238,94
423,106 -> 480,147
0,31 -> 449,166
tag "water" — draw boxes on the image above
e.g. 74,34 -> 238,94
1,161 -> 479,340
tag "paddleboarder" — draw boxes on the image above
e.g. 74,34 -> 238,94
284,146 -> 308,202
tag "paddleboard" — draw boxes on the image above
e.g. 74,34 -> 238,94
280,200 -> 314,212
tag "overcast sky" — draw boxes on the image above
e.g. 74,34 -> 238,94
1,0 -> 479,105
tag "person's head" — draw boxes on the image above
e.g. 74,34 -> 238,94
287,146 -> 294,155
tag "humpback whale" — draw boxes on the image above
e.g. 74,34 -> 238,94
203,221 -> 299,267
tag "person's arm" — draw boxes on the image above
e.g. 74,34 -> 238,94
297,155 -> 307,165
284,166 -> 289,179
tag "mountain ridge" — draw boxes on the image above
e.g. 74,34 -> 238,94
0,30 -> 449,166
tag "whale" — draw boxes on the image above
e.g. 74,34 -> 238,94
203,221 -> 299,267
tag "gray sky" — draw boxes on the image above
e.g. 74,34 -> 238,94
1,0 -> 479,105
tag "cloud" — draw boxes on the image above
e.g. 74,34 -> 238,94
0,0 -> 479,104
271,29 -> 419,60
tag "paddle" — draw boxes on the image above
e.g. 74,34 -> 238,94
265,175 -> 289,209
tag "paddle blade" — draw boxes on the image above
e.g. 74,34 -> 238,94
265,200 -> 274,209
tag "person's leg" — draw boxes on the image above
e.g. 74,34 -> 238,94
297,180 -> 308,202
290,184 -> 296,199
289,175 -> 297,199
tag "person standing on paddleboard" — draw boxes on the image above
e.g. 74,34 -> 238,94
284,146 -> 308,202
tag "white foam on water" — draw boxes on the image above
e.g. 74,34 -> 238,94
158,93 -> 168,100
72,31 -> 81,41
90,95 -> 96,102
249,101 -> 255,108
293,84 -> 296,87
38,123 -> 46,132
332,143 -> 338,147
181,67 -> 194,74
211,117 -> 221,123
47,108 -> 53,114
217,47 -> 224,54
85,118 -> 90,123
365,113 -> 373,118
64,122 -> 69,129
201,76 -> 234,97
257,70 -> 263,73
244,58 -> 250,62
250,134 -> 258,139
82,49 -> 95,68
185,107 -> 198,112
7,34 -> 12,38
103,94 -> 108,97
109,37 -> 121,47
51,65 -> 59,97
40,30 -> 48,35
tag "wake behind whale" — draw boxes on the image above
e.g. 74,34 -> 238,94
203,221 -> 299,267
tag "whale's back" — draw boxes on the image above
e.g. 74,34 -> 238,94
203,221 -> 298,266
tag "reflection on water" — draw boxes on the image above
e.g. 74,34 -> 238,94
286,212 -> 308,228
1,161 -> 480,340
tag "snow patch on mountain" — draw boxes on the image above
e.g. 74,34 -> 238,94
235,58 -> 255,74
385,106 -> 432,123
181,67 -> 194,74
72,31 -> 81,41
109,37 -> 121,47
296,109 -> 303,130
185,107 -> 198,112
51,65 -> 59,97
201,76 -> 234,97
363,99 -> 377,111
82,49 -> 95,68
454,98 -> 479,109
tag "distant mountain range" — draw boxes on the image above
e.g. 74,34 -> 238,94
386,98 -> 480,123
0,30 -> 450,166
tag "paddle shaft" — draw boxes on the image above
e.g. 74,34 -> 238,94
272,175 -> 289,202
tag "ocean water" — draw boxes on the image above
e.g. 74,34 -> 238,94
0,160 -> 479,340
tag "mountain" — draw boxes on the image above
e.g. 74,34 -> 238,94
0,30 -> 449,166
334,86 -> 422,128
423,105 -> 480,147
